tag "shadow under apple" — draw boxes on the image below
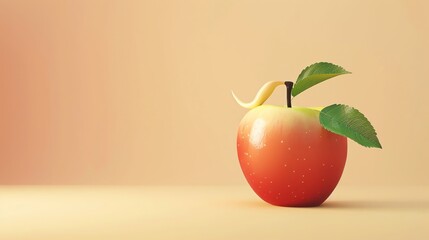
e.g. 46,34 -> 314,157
231,199 -> 429,211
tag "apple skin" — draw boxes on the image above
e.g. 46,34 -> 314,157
237,105 -> 347,207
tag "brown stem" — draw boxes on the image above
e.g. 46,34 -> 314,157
284,81 -> 293,108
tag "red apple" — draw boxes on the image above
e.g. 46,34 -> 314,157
237,105 -> 347,207
233,63 -> 382,207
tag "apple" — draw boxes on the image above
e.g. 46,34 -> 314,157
237,105 -> 347,207
233,62 -> 381,207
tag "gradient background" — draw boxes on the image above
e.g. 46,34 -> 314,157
0,0 -> 428,186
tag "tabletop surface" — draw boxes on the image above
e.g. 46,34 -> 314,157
1,185 -> 428,240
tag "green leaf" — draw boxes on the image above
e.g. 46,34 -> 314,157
319,104 -> 382,148
292,62 -> 350,97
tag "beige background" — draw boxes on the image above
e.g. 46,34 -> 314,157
1,185 -> 428,239
0,0 -> 428,185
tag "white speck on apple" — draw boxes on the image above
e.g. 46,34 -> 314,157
281,140 -> 284,143
288,147 -> 291,150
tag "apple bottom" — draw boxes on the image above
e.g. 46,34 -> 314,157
238,133 -> 347,207
237,107 -> 347,207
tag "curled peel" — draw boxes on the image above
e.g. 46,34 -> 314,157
232,81 -> 284,109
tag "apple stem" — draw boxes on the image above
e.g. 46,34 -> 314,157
284,81 -> 293,108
